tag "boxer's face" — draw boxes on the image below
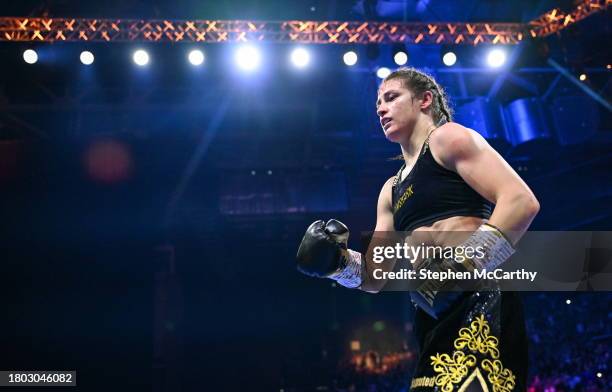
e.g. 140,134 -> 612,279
376,79 -> 420,143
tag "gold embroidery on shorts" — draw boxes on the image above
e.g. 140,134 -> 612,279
481,359 -> 516,392
454,314 -> 500,359
430,351 -> 476,392
394,183 -> 414,212
458,368 -> 489,392
429,314 -> 516,392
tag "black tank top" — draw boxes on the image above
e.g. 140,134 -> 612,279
392,130 -> 492,231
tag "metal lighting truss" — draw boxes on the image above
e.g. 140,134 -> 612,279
0,0 -> 608,45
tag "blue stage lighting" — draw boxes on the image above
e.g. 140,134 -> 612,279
290,47 -> 310,68
343,51 -> 358,66
442,51 -> 457,66
235,45 -> 261,71
487,48 -> 506,68
133,49 -> 150,66
393,51 -> 408,66
80,51 -> 94,65
23,49 -> 38,64
376,67 -> 391,79
188,49 -> 205,66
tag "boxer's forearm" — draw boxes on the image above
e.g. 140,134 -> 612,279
358,231 -> 418,293
487,192 -> 540,246
358,248 -> 396,293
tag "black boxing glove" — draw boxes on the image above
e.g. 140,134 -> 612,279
296,219 -> 362,287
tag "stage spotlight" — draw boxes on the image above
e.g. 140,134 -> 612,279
133,49 -> 150,66
393,51 -> 408,66
235,45 -> 261,71
442,51 -> 457,66
290,47 -> 310,68
80,51 -> 94,65
188,49 -> 204,66
376,67 -> 391,79
579,73 -> 587,81
343,51 -> 358,66
487,48 -> 506,68
23,49 -> 38,64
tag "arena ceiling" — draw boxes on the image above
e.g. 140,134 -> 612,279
0,0 -> 588,22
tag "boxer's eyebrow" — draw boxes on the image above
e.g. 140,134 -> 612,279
376,90 -> 400,108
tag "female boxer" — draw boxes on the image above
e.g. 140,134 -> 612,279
297,67 -> 539,391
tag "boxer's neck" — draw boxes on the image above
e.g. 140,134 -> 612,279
400,117 -> 436,164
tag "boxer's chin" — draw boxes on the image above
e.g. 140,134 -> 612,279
383,127 -> 403,143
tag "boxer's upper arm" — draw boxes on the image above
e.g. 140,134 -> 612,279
375,177 -> 395,231
430,123 -> 535,205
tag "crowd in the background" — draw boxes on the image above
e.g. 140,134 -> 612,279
523,293 -> 610,392
333,351 -> 414,392
326,293 -> 610,392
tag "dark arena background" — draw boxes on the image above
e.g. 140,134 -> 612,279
1,1 -> 610,391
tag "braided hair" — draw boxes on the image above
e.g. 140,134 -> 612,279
383,67 -> 453,125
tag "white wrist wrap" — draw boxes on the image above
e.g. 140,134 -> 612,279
461,223 -> 515,271
328,249 -> 362,288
